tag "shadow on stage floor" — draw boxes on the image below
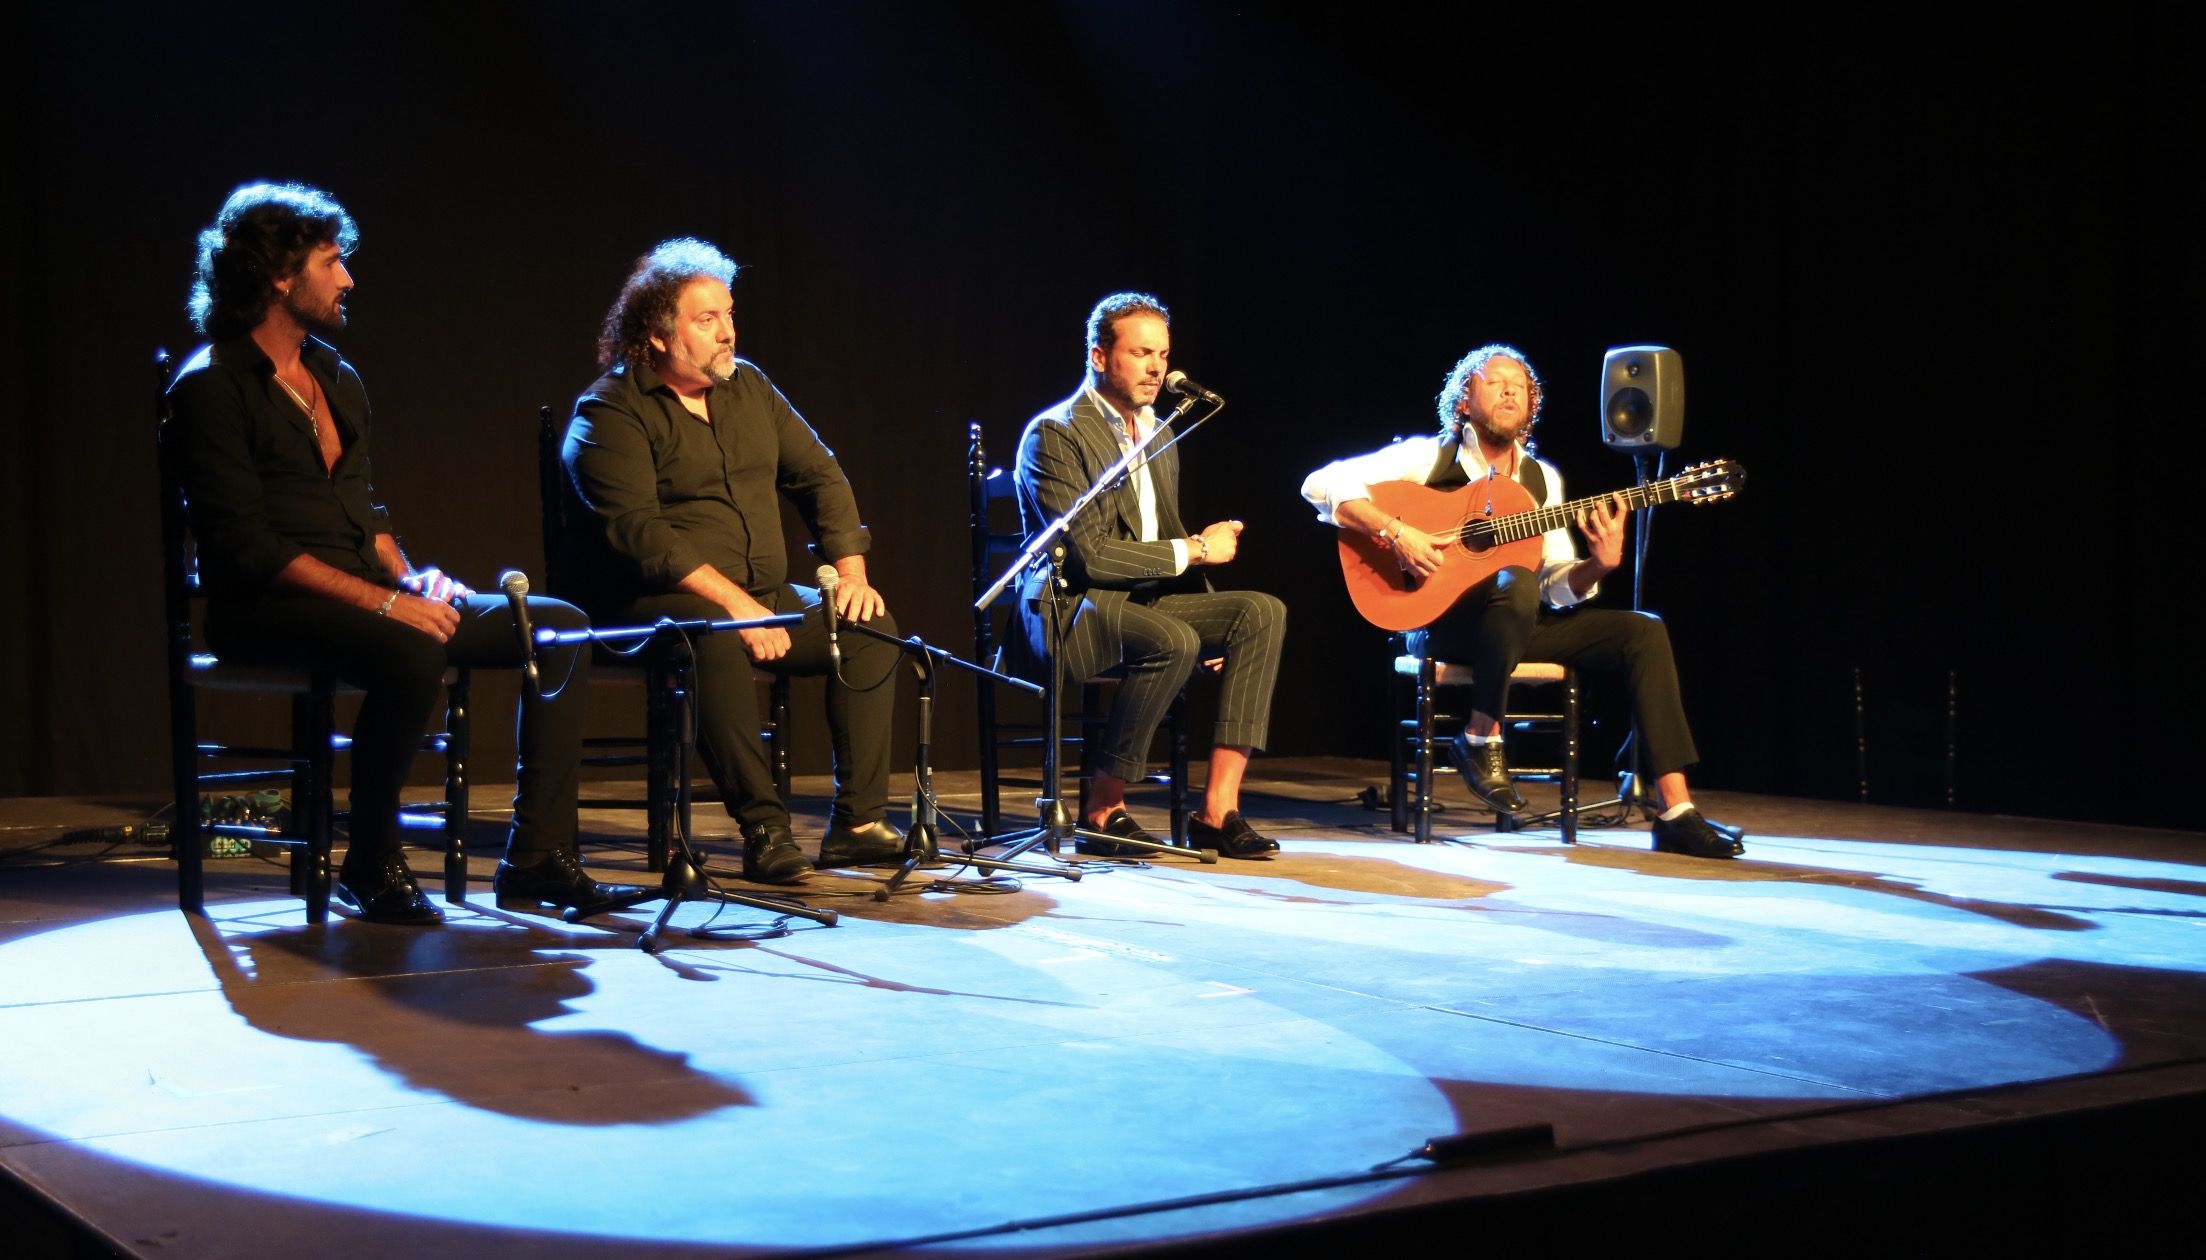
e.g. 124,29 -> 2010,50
3,759 -> 2201,1256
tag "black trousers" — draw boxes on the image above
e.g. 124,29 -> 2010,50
206,592 -> 591,860
1423,567 -> 1701,777
603,584 -> 899,831
1054,588 -> 1287,783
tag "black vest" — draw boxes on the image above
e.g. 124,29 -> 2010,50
1428,436 -> 1547,504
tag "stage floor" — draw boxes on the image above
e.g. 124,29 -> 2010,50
3,760 -> 2203,1256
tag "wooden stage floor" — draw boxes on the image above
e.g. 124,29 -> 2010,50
3,760 -> 2202,1256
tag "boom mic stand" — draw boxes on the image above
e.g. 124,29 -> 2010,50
973,390 -> 1230,866
536,613 -> 839,952
816,620 -> 1075,899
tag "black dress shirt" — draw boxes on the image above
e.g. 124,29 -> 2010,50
165,335 -> 393,598
561,358 -> 870,603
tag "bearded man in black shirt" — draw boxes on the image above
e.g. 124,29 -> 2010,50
560,240 -> 903,886
167,182 -> 640,923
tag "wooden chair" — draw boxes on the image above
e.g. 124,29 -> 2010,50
535,406 -> 789,872
968,423 -> 1190,844
1391,630 -> 1580,845
158,350 -> 470,921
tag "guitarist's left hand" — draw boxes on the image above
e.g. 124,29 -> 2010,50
1576,494 -> 1629,574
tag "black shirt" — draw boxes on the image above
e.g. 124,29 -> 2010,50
562,358 -> 870,603
165,335 -> 393,598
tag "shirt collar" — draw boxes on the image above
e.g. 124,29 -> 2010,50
633,356 -> 744,398
211,331 -> 341,382
1454,428 -> 1528,481
1084,382 -> 1157,446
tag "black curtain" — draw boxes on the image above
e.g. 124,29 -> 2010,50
3,2 -> 2193,829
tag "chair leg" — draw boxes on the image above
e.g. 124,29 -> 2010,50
1077,681 -> 1103,821
302,680 -> 336,924
769,673 -> 792,806
645,658 -> 674,873
1168,690 -> 1190,846
1413,653 -> 1437,843
1389,662 -> 1410,834
977,681 -> 1001,840
1560,669 -> 1580,845
172,690 -> 205,914
442,669 -> 471,902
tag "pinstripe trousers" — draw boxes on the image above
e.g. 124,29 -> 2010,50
1052,587 -> 1287,783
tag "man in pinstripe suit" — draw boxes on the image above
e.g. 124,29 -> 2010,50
1012,293 -> 1287,860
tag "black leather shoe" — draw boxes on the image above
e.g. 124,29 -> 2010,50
818,818 -> 907,868
1651,808 -> 1746,859
1447,733 -> 1527,815
335,850 -> 443,926
494,849 -> 642,910
742,823 -> 814,885
1075,809 -> 1157,858
1187,810 -> 1279,860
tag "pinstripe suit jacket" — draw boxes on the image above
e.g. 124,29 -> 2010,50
1009,387 -> 1207,671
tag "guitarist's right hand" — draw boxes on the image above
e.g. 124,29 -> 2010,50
1393,524 -> 1449,582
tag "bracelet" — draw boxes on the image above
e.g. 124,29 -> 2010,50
1194,534 -> 1210,562
375,590 -> 400,616
1376,517 -> 1402,548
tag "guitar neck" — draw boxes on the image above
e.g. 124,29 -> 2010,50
1480,475 -> 1697,545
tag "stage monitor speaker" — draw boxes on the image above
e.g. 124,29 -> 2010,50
1601,346 -> 1685,451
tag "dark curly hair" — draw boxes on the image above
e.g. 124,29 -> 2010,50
597,238 -> 741,371
1084,291 -> 1170,368
189,182 -> 358,341
1436,343 -> 1544,439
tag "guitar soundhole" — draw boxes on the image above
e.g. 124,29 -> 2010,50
1459,520 -> 1495,554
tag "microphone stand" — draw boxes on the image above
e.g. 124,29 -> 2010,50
536,613 -> 839,952
818,620 -> 1075,899
1612,452 -> 1659,820
974,391 -> 1226,866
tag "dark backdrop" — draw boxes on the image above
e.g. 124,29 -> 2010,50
4,3 -> 2195,829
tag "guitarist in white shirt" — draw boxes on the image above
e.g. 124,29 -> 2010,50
1299,344 -> 1743,859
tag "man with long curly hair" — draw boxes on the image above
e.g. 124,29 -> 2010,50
166,182 -> 639,922
1300,344 -> 1743,859
559,239 -> 903,885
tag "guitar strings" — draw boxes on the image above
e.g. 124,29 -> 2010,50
1406,464 -> 1738,548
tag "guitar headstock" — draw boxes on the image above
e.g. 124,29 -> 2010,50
1673,458 -> 1745,505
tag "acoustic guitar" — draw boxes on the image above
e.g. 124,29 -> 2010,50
1335,460 -> 1745,631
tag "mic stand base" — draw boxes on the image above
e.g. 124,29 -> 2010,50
566,850 -> 835,953
550,628 -> 837,953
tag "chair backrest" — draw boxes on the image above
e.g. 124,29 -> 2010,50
155,348 -> 214,667
536,405 -> 581,600
967,422 -> 1026,669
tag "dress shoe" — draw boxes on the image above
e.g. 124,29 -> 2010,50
1075,809 -> 1158,858
818,818 -> 907,868
335,850 -> 443,926
1447,733 -> 1527,815
1187,810 -> 1279,860
493,848 -> 643,911
742,822 -> 814,885
1650,808 -> 1746,859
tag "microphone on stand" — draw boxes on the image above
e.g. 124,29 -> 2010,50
815,564 -> 842,674
499,570 -> 541,696
1164,370 -> 1224,404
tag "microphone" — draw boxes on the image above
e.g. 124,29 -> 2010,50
499,570 -> 541,696
815,564 -> 841,672
1164,370 -> 1223,404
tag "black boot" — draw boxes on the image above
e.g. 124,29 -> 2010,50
1447,733 -> 1527,815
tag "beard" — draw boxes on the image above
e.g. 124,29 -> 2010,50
1460,400 -> 1530,448
283,286 -> 347,336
